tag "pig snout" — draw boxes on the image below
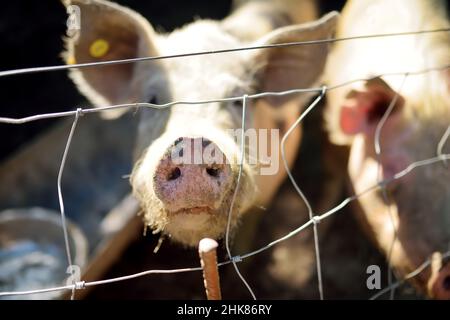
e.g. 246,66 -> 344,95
429,261 -> 450,300
153,137 -> 233,214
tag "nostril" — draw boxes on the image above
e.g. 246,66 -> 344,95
206,167 -> 220,177
173,137 -> 184,146
167,167 -> 181,181
443,275 -> 450,291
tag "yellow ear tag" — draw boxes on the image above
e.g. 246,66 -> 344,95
89,39 -> 110,58
67,56 -> 76,65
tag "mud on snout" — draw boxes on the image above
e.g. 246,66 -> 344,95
130,134 -> 257,247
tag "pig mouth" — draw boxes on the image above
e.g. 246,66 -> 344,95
170,206 -> 216,215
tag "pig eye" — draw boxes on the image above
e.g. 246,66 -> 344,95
148,96 -> 158,105
232,99 -> 243,108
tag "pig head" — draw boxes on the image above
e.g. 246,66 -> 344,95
63,0 -> 338,247
325,0 -> 450,299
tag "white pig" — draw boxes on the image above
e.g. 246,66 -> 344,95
325,0 -> 450,299
64,0 -> 338,247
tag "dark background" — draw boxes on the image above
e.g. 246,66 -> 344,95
0,0 -> 346,162
2,0 -> 439,300
0,0 -> 385,300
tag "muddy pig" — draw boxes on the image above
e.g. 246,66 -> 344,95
324,0 -> 450,299
63,0 -> 338,247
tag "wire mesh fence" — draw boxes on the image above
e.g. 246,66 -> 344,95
0,26 -> 449,300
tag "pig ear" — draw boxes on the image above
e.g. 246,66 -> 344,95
248,11 -> 339,100
339,77 -> 405,135
63,0 -> 160,118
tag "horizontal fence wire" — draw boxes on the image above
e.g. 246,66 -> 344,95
0,152 -> 449,297
0,27 -> 449,299
0,65 -> 448,125
0,28 -> 448,78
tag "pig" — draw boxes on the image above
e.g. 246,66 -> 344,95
63,0 -> 338,247
324,0 -> 450,299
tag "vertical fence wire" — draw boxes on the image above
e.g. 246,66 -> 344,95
224,94 -> 257,300
280,86 -> 327,300
56,108 -> 83,300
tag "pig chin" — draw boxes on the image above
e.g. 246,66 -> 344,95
164,194 -> 241,247
139,182 -> 244,247
355,166 -> 450,298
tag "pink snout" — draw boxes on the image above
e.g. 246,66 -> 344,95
153,137 -> 232,213
430,262 -> 450,300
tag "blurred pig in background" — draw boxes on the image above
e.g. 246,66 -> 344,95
325,0 -> 450,299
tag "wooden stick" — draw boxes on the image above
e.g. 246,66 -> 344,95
198,238 -> 222,300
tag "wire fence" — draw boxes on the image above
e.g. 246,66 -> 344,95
0,27 -> 449,300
